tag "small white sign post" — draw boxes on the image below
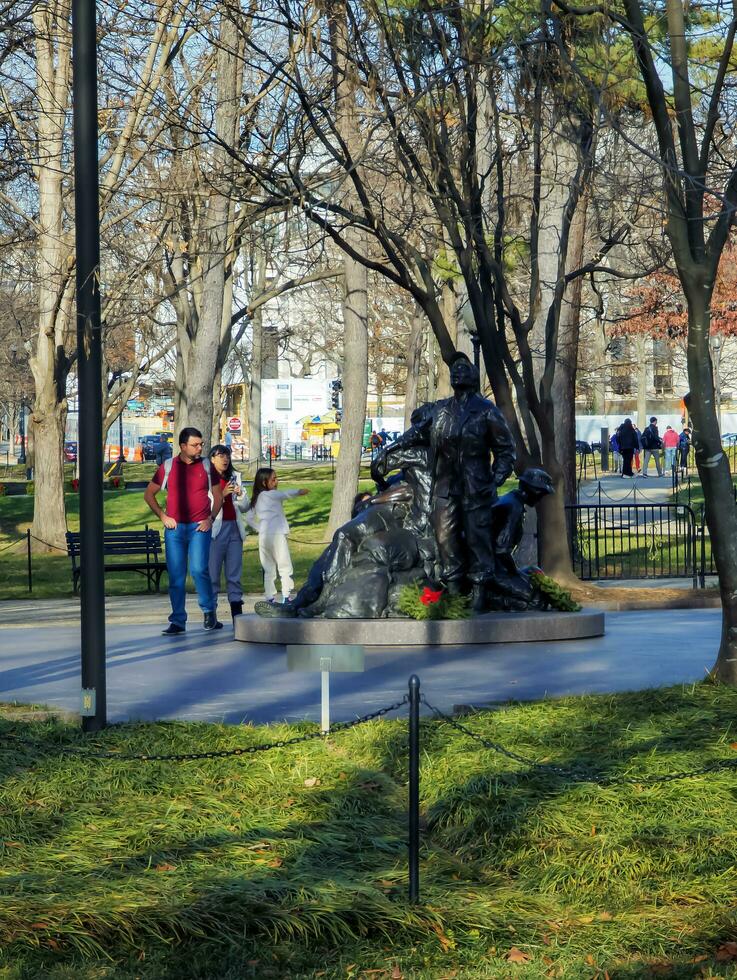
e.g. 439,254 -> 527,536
320,657 -> 331,733
287,644 -> 365,734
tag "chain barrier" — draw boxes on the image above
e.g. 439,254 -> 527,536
29,532 -> 68,553
577,479 -> 640,504
0,536 -> 26,556
3,697 -> 409,763
421,696 -> 737,787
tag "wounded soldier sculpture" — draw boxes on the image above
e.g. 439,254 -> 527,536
256,351 -> 556,619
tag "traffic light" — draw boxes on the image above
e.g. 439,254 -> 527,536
330,379 -> 342,409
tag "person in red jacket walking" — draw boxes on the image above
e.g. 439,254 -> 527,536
663,425 -> 680,472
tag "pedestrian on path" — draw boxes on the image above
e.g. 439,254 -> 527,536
616,418 -> 638,477
641,416 -> 664,476
246,468 -> 309,604
663,425 -> 680,472
208,445 -> 250,622
679,426 -> 692,476
633,425 -> 643,473
144,427 -> 224,635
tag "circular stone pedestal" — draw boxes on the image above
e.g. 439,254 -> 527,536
234,607 -> 604,646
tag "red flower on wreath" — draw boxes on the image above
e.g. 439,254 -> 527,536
420,586 -> 443,606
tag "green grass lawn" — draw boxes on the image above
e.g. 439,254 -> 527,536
3,684 -> 737,978
0,471 -> 371,601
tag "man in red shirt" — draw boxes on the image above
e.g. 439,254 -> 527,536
144,427 -> 224,634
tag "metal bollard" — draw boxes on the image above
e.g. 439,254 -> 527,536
408,674 -> 420,903
26,528 -> 32,593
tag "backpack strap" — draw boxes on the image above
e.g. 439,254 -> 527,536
160,457 -> 212,491
160,456 -> 174,490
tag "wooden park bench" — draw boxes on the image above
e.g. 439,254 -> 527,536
66,528 -> 167,594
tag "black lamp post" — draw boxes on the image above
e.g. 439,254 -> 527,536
459,299 -> 482,370
469,331 -> 482,370
73,0 -> 107,731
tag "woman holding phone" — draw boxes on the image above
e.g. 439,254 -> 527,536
208,444 -> 250,620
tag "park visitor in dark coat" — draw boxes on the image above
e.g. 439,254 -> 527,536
617,419 -> 638,477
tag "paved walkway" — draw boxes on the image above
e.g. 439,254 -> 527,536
0,606 -> 722,725
578,471 -> 676,505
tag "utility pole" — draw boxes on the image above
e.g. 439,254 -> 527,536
72,0 -> 106,731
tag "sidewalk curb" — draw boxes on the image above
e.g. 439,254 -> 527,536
582,595 -> 721,612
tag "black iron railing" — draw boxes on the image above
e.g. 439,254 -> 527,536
566,503 -> 698,587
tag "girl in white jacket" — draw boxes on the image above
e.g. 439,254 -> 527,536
246,468 -> 309,603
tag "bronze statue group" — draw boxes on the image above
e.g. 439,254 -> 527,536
257,352 -> 555,621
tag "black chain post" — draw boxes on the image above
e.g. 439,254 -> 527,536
408,674 -> 420,904
26,528 -> 32,593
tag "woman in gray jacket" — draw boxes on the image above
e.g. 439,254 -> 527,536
208,445 -> 250,620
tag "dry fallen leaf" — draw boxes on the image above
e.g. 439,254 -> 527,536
591,825 -> 597,836
730,742 -> 737,750
585,953 -> 596,966
716,941 -> 737,962
432,923 -> 454,951
598,911 -> 614,921
391,966 -> 403,980
506,947 -> 532,964
267,857 -> 283,868
154,863 -> 176,872
304,777 -> 321,787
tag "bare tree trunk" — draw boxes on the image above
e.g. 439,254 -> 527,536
29,0 -> 72,552
174,347 -> 185,434
552,194 -> 588,507
404,311 -> 424,429
529,124 -> 576,389
685,290 -> 737,684
435,284 -> 456,398
327,258 -> 368,537
179,22 -> 240,439
248,250 -> 267,459
590,312 -> 608,415
427,327 -> 437,401
326,2 -> 369,538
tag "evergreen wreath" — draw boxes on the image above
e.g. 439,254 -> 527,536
530,571 -> 582,611
397,583 -> 471,621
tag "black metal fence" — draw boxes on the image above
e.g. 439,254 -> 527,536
566,503 -> 698,586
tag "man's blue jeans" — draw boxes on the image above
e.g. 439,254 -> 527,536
165,523 -> 215,627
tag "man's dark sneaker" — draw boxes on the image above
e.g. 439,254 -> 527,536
162,623 -> 185,636
229,600 -> 244,618
203,611 -> 223,631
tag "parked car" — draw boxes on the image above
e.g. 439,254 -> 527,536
64,441 -> 78,463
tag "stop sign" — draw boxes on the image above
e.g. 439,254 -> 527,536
227,416 -> 242,433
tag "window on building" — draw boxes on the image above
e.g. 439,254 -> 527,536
652,338 -> 673,394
